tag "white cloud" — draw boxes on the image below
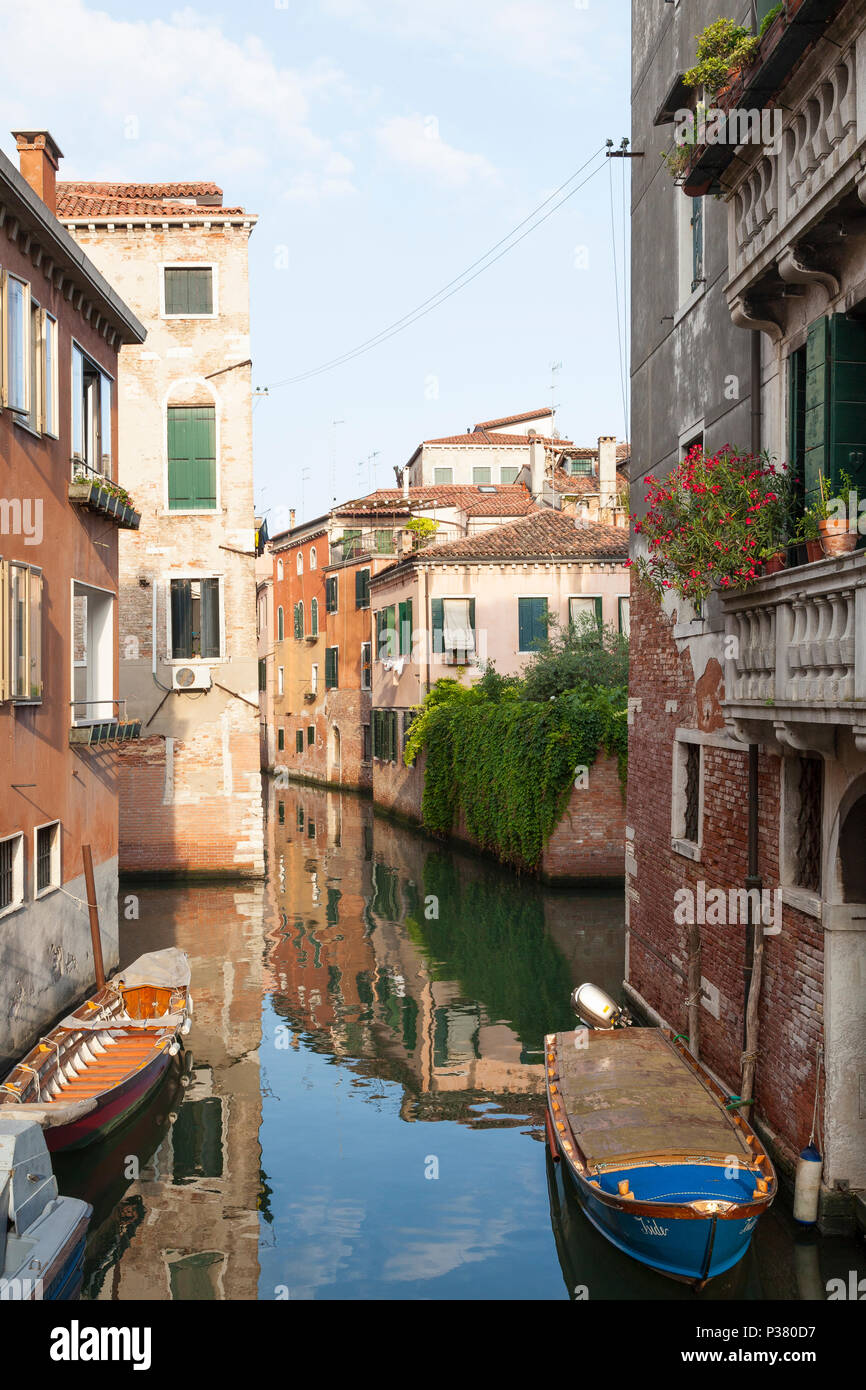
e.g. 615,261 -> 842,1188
377,115 -> 498,189
0,0 -> 358,202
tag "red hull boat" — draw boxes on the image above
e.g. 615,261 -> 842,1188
0,950 -> 191,1153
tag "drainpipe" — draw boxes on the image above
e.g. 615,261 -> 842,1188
741,330 -> 764,1105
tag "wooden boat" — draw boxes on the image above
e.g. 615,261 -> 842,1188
544,1022 -> 777,1287
0,949 -> 191,1154
1,1114 -> 92,1300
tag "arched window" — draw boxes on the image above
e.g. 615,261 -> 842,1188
310,598 -> 319,637
277,606 -> 284,641
296,601 -> 304,638
310,547 -> 317,570
277,559 -> 284,581
297,551 -> 304,575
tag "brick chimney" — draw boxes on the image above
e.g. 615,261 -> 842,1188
598,435 -> 618,508
12,130 -> 63,214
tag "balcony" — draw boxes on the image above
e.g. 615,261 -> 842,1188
69,700 -> 142,747
722,550 -> 866,752
69,468 -> 141,530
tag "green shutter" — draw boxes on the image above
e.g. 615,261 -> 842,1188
168,406 -> 216,510
171,580 -> 192,658
468,598 -> 475,648
518,597 -> 547,651
594,596 -> 603,630
296,730 -> 304,754
431,597 -> 444,654
691,198 -> 703,292
375,530 -> 394,554
398,599 -> 412,656
356,568 -> 370,609
325,647 -> 338,689
293,604 -> 302,640
828,314 -> 866,495
326,576 -> 338,613
165,267 -> 213,315
310,598 -> 318,637
200,578 -> 220,659
788,346 -> 807,506
804,317 -> 830,499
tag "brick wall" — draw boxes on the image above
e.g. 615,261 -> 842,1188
626,577 -> 825,1166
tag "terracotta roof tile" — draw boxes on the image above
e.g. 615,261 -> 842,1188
336,484 -> 539,518
423,431 -> 574,448
57,181 -> 249,220
473,407 -> 554,430
407,508 -> 628,562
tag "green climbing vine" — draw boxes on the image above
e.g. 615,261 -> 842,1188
404,675 -> 627,873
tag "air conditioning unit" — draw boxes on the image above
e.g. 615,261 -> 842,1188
172,666 -> 212,691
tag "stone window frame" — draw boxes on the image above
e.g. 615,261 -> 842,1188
779,754 -> 824,919
159,261 -> 219,321
0,831 -> 25,919
33,819 -> 61,900
164,571 -> 225,664
671,729 -> 705,862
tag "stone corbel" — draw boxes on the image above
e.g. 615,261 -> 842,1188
728,293 -> 783,342
723,712 -> 772,746
773,720 -> 836,755
777,247 -> 840,303
852,725 -> 866,755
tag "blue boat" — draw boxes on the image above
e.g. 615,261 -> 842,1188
1,1114 -> 92,1300
544,1021 -> 777,1287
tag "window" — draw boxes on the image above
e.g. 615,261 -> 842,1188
677,196 -> 704,306
569,596 -> 603,631
375,530 -> 394,554
164,266 -> 214,316
376,606 -> 397,660
278,728 -> 285,751
170,577 -> 220,659
790,314 -> 866,506
71,581 -> 114,722
278,801 -> 285,824
310,547 -> 317,569
473,466 -> 492,485
307,725 -> 315,746
684,744 -> 701,843
568,458 -> 593,476
8,563 -> 42,701
310,598 -> 319,637
371,708 -> 399,762
0,833 -> 24,915
793,756 -> 823,893
294,602 -> 304,639
297,552 -> 304,575
500,466 -> 519,484
325,576 -> 338,613
72,344 -> 113,477
277,559 -> 284,581
433,467 -> 453,485
398,598 -> 413,656
278,666 -> 284,696
361,642 -> 372,691
296,729 -> 304,754
167,405 -> 216,510
277,606 -> 284,641
672,738 -> 703,852
341,529 -> 362,560
518,597 -> 549,653
311,663 -> 318,694
431,597 -> 475,659
362,723 -> 372,762
43,313 -> 58,437
3,272 -> 29,414
356,568 -> 371,610
619,596 -> 630,637
258,658 -> 266,692
325,647 -> 339,689
35,821 -> 60,896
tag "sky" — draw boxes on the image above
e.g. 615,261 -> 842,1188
0,0 -> 631,529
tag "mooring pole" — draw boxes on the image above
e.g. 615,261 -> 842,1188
82,843 -> 106,991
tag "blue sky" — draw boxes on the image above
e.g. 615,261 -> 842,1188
0,0 -> 631,528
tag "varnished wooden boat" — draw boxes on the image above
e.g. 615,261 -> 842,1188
0,950 -> 191,1153
544,1025 -> 777,1287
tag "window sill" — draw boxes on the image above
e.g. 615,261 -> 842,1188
780,886 -> 822,920
671,836 -> 702,863
34,885 -> 60,902
13,416 -> 41,439
0,899 -> 26,922
160,509 -> 221,517
165,657 -> 223,665
673,283 -> 705,327
13,698 -> 43,707
161,313 -> 218,321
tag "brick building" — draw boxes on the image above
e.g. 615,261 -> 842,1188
57,179 -> 264,878
0,132 -> 144,1066
628,0 -> 866,1221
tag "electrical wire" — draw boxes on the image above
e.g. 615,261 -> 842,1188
265,148 -> 609,390
609,158 -> 629,447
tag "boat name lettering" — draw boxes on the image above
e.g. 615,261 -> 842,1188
636,1215 -> 668,1237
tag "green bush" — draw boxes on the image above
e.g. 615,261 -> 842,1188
520,613 -> 629,702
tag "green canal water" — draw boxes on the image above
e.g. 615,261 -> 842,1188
55,781 -> 866,1301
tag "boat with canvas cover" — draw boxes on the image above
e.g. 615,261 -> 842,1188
0,949 -> 192,1153
544,987 -> 777,1287
1,1114 -> 91,1300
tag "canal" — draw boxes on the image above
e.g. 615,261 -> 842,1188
55,781 -> 866,1300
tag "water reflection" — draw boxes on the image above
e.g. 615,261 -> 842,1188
52,779 -> 866,1300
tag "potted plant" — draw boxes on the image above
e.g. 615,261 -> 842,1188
793,506 -> 824,562
760,544 -> 787,574
683,19 -> 760,101
630,445 -> 790,604
817,471 -> 859,556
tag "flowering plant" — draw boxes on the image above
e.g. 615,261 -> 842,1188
629,446 -> 790,604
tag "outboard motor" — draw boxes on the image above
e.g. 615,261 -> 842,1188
571,982 -> 633,1031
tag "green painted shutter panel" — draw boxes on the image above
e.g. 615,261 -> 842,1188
168,406 -> 216,510
200,578 -> 220,658
691,199 -> 703,292
356,569 -> 370,608
399,599 -> 412,655
594,596 -> 603,629
518,599 -> 530,653
431,597 -> 444,654
788,346 -> 807,505
165,267 -> 213,315
325,648 -> 338,689
804,317 -> 830,498
375,530 -> 394,554
519,597 -> 547,651
829,314 -> 866,494
296,730 -> 304,754
468,598 -> 475,646
310,598 -> 318,636
171,580 -> 192,658
293,604 -> 302,639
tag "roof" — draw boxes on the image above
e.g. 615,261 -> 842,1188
473,408 -> 553,430
56,181 -> 251,221
335,484 -> 540,518
0,150 -> 145,345
422,431 -> 575,448
552,466 -> 630,496
374,508 -> 628,571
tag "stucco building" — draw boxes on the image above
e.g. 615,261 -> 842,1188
0,132 -> 144,1068
628,0 -> 866,1223
57,179 -> 264,879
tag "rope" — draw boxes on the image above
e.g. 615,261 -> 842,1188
808,1044 -> 823,1150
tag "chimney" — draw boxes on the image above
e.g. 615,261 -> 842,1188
528,429 -> 545,498
289,508 -> 296,530
12,131 -> 63,214
598,435 -> 617,508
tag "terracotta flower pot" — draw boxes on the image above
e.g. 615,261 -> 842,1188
819,518 -> 858,556
762,552 -> 786,574
805,539 -> 824,563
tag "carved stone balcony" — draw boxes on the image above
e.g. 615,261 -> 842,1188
722,551 -> 866,753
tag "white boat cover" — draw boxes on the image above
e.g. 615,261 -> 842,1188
113,948 -> 191,991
